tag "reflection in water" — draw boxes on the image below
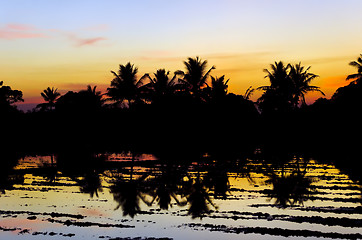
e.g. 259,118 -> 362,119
0,150 -> 362,240
1,150 -> 362,221
182,172 -> 217,219
0,152 -> 23,195
149,164 -> 186,210
204,161 -> 230,200
263,157 -> 315,208
107,158 -> 152,218
77,171 -> 103,198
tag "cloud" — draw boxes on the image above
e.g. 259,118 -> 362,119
0,23 -> 48,40
75,37 -> 107,47
65,33 -> 107,47
0,23 -> 108,47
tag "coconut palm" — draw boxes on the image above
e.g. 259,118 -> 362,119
142,69 -> 179,103
243,86 -> 255,100
257,61 -> 293,112
79,85 -> 105,109
177,57 -> 215,98
37,87 -> 60,111
288,62 -> 324,107
208,75 -> 229,101
107,62 -> 146,108
346,54 -> 362,84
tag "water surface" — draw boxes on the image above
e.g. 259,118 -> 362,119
0,154 -> 361,239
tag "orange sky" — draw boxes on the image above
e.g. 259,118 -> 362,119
1,1 -> 361,110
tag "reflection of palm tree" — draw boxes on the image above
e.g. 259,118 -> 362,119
204,163 -> 230,199
288,63 -> 324,107
107,157 -> 151,218
346,54 -> 362,84
177,56 -> 215,98
107,63 -> 146,108
0,152 -> 23,195
149,165 -> 186,210
77,171 -> 103,198
182,173 -> 216,219
37,87 -> 61,111
264,158 -> 314,208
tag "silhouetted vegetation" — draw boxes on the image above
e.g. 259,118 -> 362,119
0,55 -> 361,190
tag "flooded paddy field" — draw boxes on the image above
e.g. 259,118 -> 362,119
0,153 -> 361,240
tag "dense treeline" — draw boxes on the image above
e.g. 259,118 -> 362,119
1,56 -> 362,166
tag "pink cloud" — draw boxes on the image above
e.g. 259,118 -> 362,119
66,33 -> 107,47
0,23 -> 107,47
0,23 -> 47,40
76,37 -> 107,46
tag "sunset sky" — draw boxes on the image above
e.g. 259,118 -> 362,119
1,0 -> 362,110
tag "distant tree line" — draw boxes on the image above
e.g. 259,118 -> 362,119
0,55 -> 362,160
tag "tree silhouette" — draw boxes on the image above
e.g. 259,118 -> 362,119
243,86 -> 255,100
37,87 -> 61,111
207,75 -> 229,102
177,57 -> 215,99
346,54 -> 362,84
257,61 -> 324,112
0,81 -> 24,110
288,62 -> 324,107
78,85 -> 105,110
257,61 -> 292,113
142,69 -> 180,103
107,62 -> 146,108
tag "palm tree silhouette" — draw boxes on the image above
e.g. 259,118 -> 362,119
208,75 -> 229,101
288,62 -> 324,107
243,86 -> 255,100
346,54 -> 362,84
177,56 -> 215,99
257,61 -> 292,112
142,69 -> 180,103
37,87 -> 61,111
107,62 -> 146,108
79,85 -> 105,109
83,85 -> 101,96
